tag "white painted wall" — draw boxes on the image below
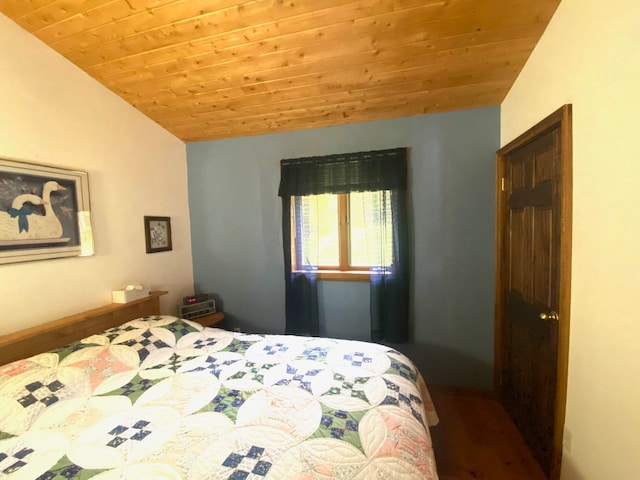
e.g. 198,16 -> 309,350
0,14 -> 194,334
501,1 -> 640,478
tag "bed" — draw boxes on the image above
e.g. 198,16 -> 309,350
0,293 -> 439,479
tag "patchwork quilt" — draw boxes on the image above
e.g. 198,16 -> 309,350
0,316 -> 439,479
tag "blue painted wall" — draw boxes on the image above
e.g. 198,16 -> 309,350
187,106 -> 499,388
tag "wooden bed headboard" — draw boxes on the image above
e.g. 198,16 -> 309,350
0,291 -> 168,366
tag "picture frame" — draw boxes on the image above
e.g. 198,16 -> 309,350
144,216 -> 172,253
0,158 -> 94,265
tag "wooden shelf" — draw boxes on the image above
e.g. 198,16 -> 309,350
189,311 -> 224,327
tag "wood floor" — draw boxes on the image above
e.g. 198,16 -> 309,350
429,385 -> 547,480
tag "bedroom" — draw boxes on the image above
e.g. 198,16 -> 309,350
0,0 -> 638,479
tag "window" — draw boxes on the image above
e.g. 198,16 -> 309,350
278,147 -> 409,341
290,190 -> 393,281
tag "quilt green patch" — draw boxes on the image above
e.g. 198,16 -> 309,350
36,456 -> 106,480
100,375 -> 160,403
197,386 -> 251,422
311,406 -> 365,453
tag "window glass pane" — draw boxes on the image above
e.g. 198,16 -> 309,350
349,193 -> 368,267
316,194 -> 339,266
351,191 -> 393,267
294,194 -> 339,268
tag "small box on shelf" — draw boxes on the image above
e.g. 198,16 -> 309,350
112,285 -> 151,304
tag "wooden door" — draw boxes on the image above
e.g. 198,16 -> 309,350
495,105 -> 572,479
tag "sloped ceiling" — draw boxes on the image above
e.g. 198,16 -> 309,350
1,0 -> 561,141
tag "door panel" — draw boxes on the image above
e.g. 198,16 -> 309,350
533,208 -> 553,307
509,208 -> 531,296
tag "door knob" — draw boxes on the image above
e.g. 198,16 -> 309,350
540,311 -> 559,322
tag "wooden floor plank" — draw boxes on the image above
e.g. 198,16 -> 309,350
429,385 -> 547,480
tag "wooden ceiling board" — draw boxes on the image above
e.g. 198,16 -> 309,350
0,0 -> 561,141
170,84 -> 506,141
136,57 -> 522,118
107,30 -> 539,97
130,21 -> 542,104
137,44 -> 530,119
93,7 -> 545,85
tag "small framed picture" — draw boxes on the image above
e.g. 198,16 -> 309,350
144,216 -> 172,253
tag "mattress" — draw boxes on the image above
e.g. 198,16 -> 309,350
0,315 -> 439,479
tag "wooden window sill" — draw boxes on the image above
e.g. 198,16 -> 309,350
317,270 -> 370,282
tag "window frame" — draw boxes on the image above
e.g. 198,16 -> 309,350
317,193 -> 370,281
291,193 -> 370,281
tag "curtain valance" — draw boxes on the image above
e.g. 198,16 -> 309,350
278,148 -> 407,197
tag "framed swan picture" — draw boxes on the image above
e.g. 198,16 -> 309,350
144,216 -> 172,253
0,158 -> 94,264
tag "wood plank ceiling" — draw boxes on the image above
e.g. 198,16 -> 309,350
0,0 -> 561,142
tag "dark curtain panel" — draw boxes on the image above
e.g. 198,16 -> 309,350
369,190 -> 410,343
281,196 -> 319,336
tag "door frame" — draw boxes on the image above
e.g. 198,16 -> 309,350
494,105 -> 573,480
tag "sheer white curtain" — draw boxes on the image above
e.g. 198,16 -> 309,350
361,190 -> 393,268
292,195 -> 319,271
